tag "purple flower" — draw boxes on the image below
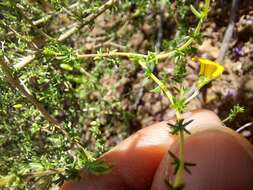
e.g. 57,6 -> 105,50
227,88 -> 237,97
233,47 -> 243,56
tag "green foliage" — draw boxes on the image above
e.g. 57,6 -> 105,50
167,119 -> 192,135
223,104 -> 245,123
173,52 -> 187,83
0,0 -> 217,190
0,1 -> 132,189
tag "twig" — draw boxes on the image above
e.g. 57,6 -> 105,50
32,2 -> 79,26
133,86 -> 144,111
155,0 -> 166,119
90,40 -> 128,51
103,41 -> 128,50
58,0 -> 116,42
77,51 -> 146,59
0,59 -> 59,126
14,54 -> 37,69
236,122 -> 253,133
155,0 -> 166,53
217,0 -> 240,63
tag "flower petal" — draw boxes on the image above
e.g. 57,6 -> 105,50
192,57 -> 224,89
192,57 -> 224,79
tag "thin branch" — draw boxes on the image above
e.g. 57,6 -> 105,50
14,54 -> 36,69
236,122 -> 253,133
32,2 -> 79,26
103,41 -> 128,51
217,0 -> 240,63
86,39 -> 128,51
77,51 -> 146,59
0,59 -> 60,126
155,0 -> 166,53
58,0 -> 117,42
32,15 -> 52,26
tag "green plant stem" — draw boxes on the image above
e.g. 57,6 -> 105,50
77,16 -> 201,61
77,51 -> 146,59
79,51 -> 174,105
137,60 -> 174,104
171,1 -> 211,185
24,168 -> 65,179
222,116 -> 232,123
173,111 -> 185,187
15,0 -> 209,70
157,0 -> 210,60
174,129 -> 185,187
149,73 -> 174,104
78,52 -> 175,105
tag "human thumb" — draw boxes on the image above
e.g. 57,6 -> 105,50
151,119 -> 253,190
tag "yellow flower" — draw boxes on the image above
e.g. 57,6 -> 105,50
192,57 -> 224,88
13,104 -> 23,109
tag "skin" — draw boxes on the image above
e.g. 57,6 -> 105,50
61,109 -> 253,190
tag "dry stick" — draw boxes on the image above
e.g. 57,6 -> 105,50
33,2 -> 79,26
0,60 -> 59,126
155,0 -> 166,53
58,0 -> 116,41
14,0 -> 117,69
217,0 -> 240,63
236,122 -> 253,133
155,0 -> 166,120
77,51 -> 146,59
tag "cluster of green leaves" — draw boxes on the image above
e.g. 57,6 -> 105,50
0,0 -> 223,189
0,0 -> 143,189
162,0 -> 198,83
165,119 -> 195,190
222,104 -> 245,123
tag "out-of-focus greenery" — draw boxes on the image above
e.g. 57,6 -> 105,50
0,0 -> 210,189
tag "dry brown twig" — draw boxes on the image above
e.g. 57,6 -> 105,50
32,2 -> 79,26
217,0 -> 240,63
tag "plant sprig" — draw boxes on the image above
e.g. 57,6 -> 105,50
222,104 -> 245,123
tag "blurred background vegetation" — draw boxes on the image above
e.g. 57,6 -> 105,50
0,0 -> 253,189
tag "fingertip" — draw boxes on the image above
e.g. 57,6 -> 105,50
151,128 -> 253,190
